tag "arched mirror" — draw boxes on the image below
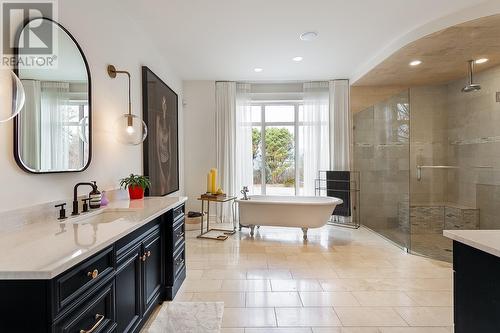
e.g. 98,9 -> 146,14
14,18 -> 91,173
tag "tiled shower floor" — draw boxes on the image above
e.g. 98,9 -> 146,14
375,228 -> 453,262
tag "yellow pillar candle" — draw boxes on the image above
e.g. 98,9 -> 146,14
210,168 -> 217,194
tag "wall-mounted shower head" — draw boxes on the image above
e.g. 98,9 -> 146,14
462,60 -> 481,92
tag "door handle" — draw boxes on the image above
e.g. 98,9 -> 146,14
87,269 -> 99,279
80,314 -> 104,333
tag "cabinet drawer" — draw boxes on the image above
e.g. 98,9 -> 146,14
173,246 -> 185,279
172,218 -> 185,249
173,204 -> 185,221
53,280 -> 116,333
55,246 -> 114,314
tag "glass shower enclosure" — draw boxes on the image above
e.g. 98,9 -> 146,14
353,64 -> 500,261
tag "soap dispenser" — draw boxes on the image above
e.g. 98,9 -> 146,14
89,181 -> 102,209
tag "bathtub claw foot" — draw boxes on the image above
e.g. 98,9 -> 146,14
301,227 -> 308,240
250,225 -> 255,237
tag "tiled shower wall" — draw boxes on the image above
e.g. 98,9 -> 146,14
409,65 -> 500,232
446,64 -> 500,229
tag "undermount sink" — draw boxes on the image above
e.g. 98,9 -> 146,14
63,209 -> 136,225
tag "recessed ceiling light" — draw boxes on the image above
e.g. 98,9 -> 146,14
475,58 -> 488,64
254,67 -> 263,73
409,60 -> 422,66
300,31 -> 318,41
292,56 -> 303,62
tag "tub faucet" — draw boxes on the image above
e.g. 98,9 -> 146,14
241,186 -> 249,200
72,182 -> 97,216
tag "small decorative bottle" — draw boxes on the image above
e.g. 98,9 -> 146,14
100,191 -> 109,206
89,181 -> 102,209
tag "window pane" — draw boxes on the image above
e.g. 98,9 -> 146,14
252,126 -> 262,194
264,126 -> 295,195
251,105 -> 261,123
298,104 -> 304,122
265,105 -> 294,123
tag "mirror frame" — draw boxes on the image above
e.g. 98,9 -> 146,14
13,17 -> 92,174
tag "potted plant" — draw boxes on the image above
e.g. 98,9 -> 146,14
120,174 -> 151,200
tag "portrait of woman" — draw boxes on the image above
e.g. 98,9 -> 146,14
142,66 -> 179,196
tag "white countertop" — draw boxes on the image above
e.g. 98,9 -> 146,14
0,196 -> 187,280
443,230 -> 500,258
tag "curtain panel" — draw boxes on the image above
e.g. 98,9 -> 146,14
40,81 -> 70,171
329,79 -> 351,171
302,81 -> 330,195
215,81 -> 253,200
19,80 -> 41,170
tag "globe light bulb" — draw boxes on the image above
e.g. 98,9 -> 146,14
114,114 -> 147,145
0,69 -> 25,123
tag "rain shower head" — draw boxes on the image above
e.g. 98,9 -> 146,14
462,83 -> 481,92
462,60 -> 481,92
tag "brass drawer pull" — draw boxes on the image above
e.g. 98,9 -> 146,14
146,250 -> 151,257
87,269 -> 99,279
176,232 -> 185,238
80,313 -> 104,333
140,254 -> 147,262
176,258 -> 185,266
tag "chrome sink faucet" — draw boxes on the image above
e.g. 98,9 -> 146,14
241,186 -> 249,200
72,182 -> 97,216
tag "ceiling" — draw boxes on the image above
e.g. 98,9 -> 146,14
120,0 -> 492,81
353,14 -> 500,86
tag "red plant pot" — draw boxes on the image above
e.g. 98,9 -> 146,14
128,186 -> 144,200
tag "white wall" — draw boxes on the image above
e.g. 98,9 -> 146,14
182,81 -> 216,212
0,1 -> 184,212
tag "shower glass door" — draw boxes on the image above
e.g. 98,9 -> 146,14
409,66 -> 500,262
353,90 -> 411,250
409,86 -> 455,261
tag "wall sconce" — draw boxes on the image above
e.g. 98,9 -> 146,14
0,69 -> 25,123
107,65 -> 147,145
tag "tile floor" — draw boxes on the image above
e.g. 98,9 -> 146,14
151,224 -> 454,332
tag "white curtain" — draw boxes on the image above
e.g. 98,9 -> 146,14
329,80 -> 351,171
301,82 -> 330,195
40,81 -> 70,171
215,82 -> 253,220
215,81 -> 253,198
235,83 -> 253,194
19,80 -> 41,170
215,81 -> 236,197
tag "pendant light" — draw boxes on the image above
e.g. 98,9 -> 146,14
107,65 -> 147,145
0,69 -> 25,123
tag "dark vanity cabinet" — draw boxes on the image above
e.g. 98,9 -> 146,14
453,241 -> 500,333
0,203 -> 186,333
114,223 -> 164,333
165,203 -> 186,300
115,242 -> 142,333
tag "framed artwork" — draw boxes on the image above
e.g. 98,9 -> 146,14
142,66 -> 179,196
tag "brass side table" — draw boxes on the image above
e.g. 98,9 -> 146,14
197,195 -> 237,240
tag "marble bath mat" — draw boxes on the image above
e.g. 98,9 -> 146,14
147,302 -> 224,333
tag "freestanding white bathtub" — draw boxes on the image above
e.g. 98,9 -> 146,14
236,195 -> 343,240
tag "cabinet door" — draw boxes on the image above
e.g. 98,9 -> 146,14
115,244 -> 142,333
143,230 -> 163,315
52,280 -> 116,333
